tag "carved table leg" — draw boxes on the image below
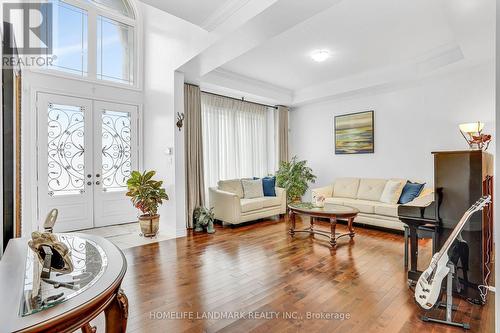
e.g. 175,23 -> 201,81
289,211 -> 296,236
330,217 -> 337,247
348,217 -> 355,238
105,288 -> 128,333
310,216 -> 314,231
81,323 -> 96,333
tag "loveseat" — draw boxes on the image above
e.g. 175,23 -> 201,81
209,179 -> 287,225
311,178 -> 433,231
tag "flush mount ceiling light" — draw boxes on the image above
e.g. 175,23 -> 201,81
310,49 -> 331,62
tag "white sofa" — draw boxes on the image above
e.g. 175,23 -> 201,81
209,179 -> 287,225
311,178 -> 433,231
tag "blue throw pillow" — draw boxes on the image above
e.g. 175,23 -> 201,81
254,176 -> 276,196
398,181 -> 425,204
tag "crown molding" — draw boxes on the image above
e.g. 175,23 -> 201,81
201,0 -> 252,31
202,68 -> 293,104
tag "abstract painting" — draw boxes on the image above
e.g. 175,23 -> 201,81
334,111 -> 374,154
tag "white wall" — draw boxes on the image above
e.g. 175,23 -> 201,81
141,3 -> 213,236
290,62 -> 495,197
19,3 -> 212,237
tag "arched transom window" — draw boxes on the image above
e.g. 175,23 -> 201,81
48,0 -> 136,85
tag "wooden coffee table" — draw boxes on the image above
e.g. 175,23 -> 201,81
288,202 -> 359,247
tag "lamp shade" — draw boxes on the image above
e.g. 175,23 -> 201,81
459,122 -> 484,133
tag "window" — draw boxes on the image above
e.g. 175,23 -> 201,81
51,1 -> 88,75
97,16 -> 134,84
201,93 -> 276,192
47,0 -> 136,85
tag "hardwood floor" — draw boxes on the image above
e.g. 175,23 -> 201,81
111,216 -> 493,333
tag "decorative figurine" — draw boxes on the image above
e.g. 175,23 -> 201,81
193,207 -> 216,234
29,231 -> 73,275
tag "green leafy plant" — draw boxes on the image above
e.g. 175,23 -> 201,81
126,170 -> 168,216
276,156 -> 316,203
193,206 -> 215,233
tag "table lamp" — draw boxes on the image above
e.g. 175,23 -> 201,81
459,121 -> 491,150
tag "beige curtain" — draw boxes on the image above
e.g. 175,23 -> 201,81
277,105 -> 289,164
184,84 -> 205,228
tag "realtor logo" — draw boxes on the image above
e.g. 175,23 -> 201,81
3,2 -> 53,55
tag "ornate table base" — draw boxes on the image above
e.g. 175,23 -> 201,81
288,208 -> 357,247
81,288 -> 128,333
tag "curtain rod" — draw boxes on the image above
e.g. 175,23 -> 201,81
200,90 -> 278,109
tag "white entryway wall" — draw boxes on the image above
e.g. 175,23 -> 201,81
21,2 -> 213,237
290,61 -> 495,198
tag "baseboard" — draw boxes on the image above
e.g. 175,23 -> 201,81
175,227 -> 187,238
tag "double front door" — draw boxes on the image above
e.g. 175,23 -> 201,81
37,93 -> 139,232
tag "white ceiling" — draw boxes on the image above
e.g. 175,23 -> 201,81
218,0 -> 494,92
139,0 -> 232,29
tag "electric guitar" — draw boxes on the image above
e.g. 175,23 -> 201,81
414,195 -> 491,310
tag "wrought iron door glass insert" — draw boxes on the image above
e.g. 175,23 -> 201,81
101,110 -> 131,191
47,103 -> 85,196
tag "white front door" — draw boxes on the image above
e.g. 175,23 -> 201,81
37,93 -> 139,232
93,100 -> 138,227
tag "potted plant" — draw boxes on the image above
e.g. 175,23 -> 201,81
126,170 -> 168,237
193,207 -> 216,234
276,156 -> 317,203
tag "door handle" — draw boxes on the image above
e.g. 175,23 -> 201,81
95,174 -> 100,178
95,181 -> 101,185
87,174 -> 92,178
87,181 -> 92,186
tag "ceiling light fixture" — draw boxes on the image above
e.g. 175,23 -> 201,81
310,49 -> 331,62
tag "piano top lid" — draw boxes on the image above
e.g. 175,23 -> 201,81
431,149 -> 484,155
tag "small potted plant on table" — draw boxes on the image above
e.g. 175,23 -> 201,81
126,170 -> 168,237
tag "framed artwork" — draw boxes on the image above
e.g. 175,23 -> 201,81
334,111 -> 374,154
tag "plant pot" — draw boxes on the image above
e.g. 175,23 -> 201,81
139,214 -> 160,237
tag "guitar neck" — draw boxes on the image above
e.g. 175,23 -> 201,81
433,201 -> 486,266
438,214 -> 471,259
434,198 -> 489,265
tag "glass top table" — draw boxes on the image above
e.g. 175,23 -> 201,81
287,202 -> 360,247
0,233 -> 128,333
20,234 -> 108,316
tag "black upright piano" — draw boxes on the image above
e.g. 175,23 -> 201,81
398,150 -> 493,304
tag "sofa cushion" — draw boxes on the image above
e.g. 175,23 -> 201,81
262,177 -> 277,196
242,179 -> 264,199
333,178 -> 360,198
218,179 -> 244,198
398,181 -> 425,204
240,198 -> 264,212
261,196 -> 281,208
373,202 -> 399,217
380,179 -> 406,204
325,197 -> 344,205
357,179 -> 387,201
341,198 -> 376,214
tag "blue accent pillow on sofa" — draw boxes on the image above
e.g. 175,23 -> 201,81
254,176 -> 276,196
398,181 -> 425,204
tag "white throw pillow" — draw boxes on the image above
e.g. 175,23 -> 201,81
380,180 -> 406,204
242,179 -> 264,199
